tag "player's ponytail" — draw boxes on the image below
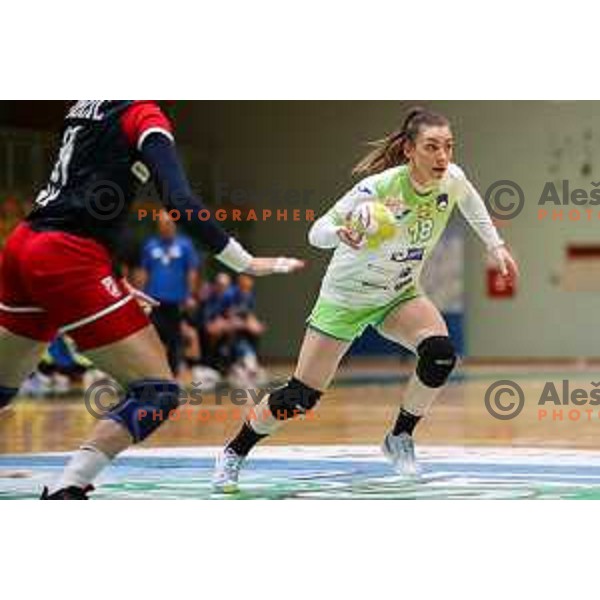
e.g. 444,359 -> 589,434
352,107 -> 449,177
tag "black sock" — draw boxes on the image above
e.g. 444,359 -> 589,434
392,408 -> 422,436
227,422 -> 267,457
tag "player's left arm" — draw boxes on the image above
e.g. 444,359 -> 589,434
121,102 -> 303,277
455,167 -> 519,281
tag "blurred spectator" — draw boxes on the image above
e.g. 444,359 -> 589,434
20,335 -> 102,397
139,210 -> 201,375
198,272 -> 236,377
182,275 -> 218,386
226,274 -> 267,384
184,272 -> 267,388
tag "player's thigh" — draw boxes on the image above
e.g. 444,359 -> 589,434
84,324 -> 173,384
378,296 -> 448,350
0,326 -> 47,387
294,327 -> 351,391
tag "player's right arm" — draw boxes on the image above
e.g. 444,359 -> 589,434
308,176 -> 378,250
122,102 -> 303,277
452,165 -> 519,280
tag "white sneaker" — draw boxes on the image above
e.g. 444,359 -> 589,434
213,448 -> 245,493
382,432 -> 418,477
191,366 -> 222,391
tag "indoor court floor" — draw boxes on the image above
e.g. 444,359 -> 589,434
2,362 -> 600,499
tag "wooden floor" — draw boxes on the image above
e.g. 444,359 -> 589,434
2,364 -> 600,454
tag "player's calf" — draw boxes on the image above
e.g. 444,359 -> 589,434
387,336 -> 457,467
42,379 -> 181,499
399,335 -> 457,428
216,378 -> 323,491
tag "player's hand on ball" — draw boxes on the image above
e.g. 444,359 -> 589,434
489,244 -> 519,281
342,201 -> 396,250
337,226 -> 365,250
246,257 -> 305,276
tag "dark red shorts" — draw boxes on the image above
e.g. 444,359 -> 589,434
0,223 -> 150,350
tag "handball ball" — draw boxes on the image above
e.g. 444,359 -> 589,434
349,201 -> 396,249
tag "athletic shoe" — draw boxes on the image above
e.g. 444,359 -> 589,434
213,448 -> 244,493
191,366 -> 222,391
40,485 -> 95,500
382,432 -> 418,477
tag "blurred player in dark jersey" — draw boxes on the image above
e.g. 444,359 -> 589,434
0,100 -> 303,499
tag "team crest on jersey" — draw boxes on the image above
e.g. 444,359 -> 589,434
436,194 -> 449,211
101,276 -> 122,299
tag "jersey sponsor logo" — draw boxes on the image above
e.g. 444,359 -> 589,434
360,281 -> 389,291
393,266 -> 414,292
360,264 -> 413,292
100,276 -> 122,299
357,185 -> 373,196
390,247 -> 424,263
416,203 -> 434,219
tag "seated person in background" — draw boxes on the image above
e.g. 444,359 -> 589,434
181,274 -> 218,385
199,272 -> 237,378
225,274 -> 267,385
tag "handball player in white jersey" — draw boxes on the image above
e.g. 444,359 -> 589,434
214,107 -> 518,492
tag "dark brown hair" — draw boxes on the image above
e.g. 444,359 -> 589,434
352,107 -> 450,177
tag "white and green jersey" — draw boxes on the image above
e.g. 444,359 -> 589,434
308,163 -> 502,308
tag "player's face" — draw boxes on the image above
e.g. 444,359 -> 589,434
405,125 -> 454,186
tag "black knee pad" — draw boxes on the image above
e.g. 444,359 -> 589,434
416,336 -> 457,388
107,379 -> 181,443
268,377 -> 322,421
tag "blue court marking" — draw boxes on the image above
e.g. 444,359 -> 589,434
0,454 -> 599,478
3,454 -> 600,486
4,446 -> 600,498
